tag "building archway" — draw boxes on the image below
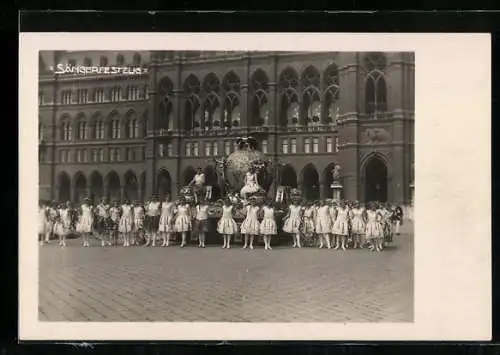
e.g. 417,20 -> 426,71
183,167 -> 196,185
280,165 -> 297,188
58,172 -> 71,202
73,173 -> 87,204
106,171 -> 121,202
301,164 -> 320,200
89,171 -> 104,204
157,169 -> 171,201
364,156 -> 388,202
124,170 -> 138,201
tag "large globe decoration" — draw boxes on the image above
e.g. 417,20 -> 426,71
225,148 -> 267,192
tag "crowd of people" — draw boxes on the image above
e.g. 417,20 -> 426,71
38,194 -> 404,252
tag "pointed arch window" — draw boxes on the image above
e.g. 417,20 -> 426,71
363,53 -> 388,116
95,121 -> 105,139
62,121 -> 72,141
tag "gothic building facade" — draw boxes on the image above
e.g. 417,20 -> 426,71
38,51 -> 414,204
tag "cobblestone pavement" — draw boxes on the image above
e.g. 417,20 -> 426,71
39,222 -> 413,322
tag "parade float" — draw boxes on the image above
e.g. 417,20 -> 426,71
178,136 -> 303,244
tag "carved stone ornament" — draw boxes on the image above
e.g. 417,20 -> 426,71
363,128 -> 390,144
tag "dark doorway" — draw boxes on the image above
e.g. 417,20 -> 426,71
280,165 -> 297,188
106,172 -> 121,203
157,170 -> 171,201
365,157 -> 388,202
302,164 -> 320,201
90,171 -> 103,204
58,172 -> 71,202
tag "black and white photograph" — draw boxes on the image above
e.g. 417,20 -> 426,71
20,33 -> 490,341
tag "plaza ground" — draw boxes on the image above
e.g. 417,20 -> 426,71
39,221 -> 413,322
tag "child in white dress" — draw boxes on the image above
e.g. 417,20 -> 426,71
76,198 -> 94,247
158,194 -> 175,247
260,200 -> 277,250
217,199 -> 238,249
240,199 -> 261,250
194,201 -> 209,248
119,200 -> 134,247
133,201 -> 145,246
96,198 -> 111,247
283,202 -> 303,248
349,202 -> 366,249
365,203 -> 384,252
332,201 -> 350,250
145,196 -> 161,247
109,201 -> 121,246
301,201 -> 316,242
174,199 -> 192,248
54,202 -> 72,248
316,200 -> 332,249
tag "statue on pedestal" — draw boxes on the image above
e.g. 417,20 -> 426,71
331,164 -> 343,185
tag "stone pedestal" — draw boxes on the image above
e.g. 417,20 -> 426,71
331,182 -> 343,201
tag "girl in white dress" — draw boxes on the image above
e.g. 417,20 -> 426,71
260,200 -> 277,250
96,198 -> 111,247
240,199 -> 261,250
217,199 -> 238,249
38,200 -> 48,246
109,201 -> 121,246
44,202 -> 58,244
283,201 -> 303,248
54,202 -> 72,248
349,201 -> 366,249
301,201 -> 316,242
365,203 -> 384,251
145,196 -> 161,247
133,201 -> 145,246
158,194 -> 175,247
194,201 -> 209,248
76,198 -> 94,247
119,200 -> 134,247
174,199 -> 192,248
332,201 -> 350,250
316,200 -> 332,249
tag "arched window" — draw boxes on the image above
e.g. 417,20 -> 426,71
95,120 -> 105,139
39,91 -> 44,105
93,88 -> 104,103
363,53 -> 388,115
202,94 -> 220,131
77,121 -> 87,140
61,90 -> 72,105
111,86 -> 122,102
99,56 -> 108,66
158,77 -> 174,130
128,119 -> 136,138
301,66 -> 321,126
133,53 -> 141,65
111,119 -> 121,139
279,67 -> 299,126
61,119 -> 72,141
222,71 -> 241,128
83,57 -> 92,67
250,69 -> 270,126
183,74 -> 202,131
77,89 -> 88,104
116,53 -> 125,66
127,86 -> 139,101
323,64 -> 340,125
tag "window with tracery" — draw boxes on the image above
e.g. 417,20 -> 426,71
111,119 -> 121,139
158,77 -> 174,130
323,64 -> 340,125
363,52 -> 388,115
93,88 -> 105,103
77,121 -> 88,140
62,121 -> 72,141
111,87 -> 122,102
250,69 -> 270,126
279,67 -> 299,126
77,89 -> 88,104
116,54 -> 125,66
95,120 -> 105,139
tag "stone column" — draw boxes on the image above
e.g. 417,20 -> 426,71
239,85 -> 249,129
146,59 -> 159,198
337,52 -> 360,201
319,179 -> 326,199
120,186 -> 125,203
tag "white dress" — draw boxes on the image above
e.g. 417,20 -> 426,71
260,206 -> 277,235
315,205 -> 332,234
365,210 -> 383,239
76,204 -> 94,233
217,205 -> 238,235
240,205 -> 261,235
332,207 -> 349,235
283,204 -> 302,234
240,172 -> 260,197
158,202 -> 175,232
39,207 -> 47,234
118,204 -> 133,233
54,208 -> 71,236
133,206 -> 145,231
350,208 -> 366,235
174,204 -> 192,232
301,207 -> 316,236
